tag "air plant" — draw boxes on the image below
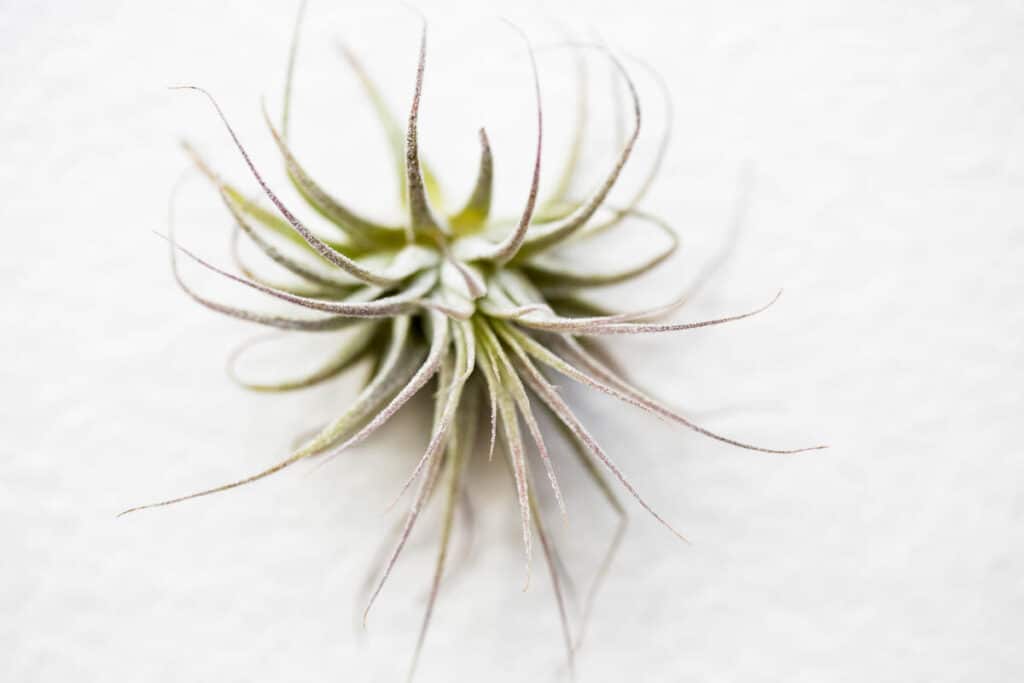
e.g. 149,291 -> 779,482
122,4 -> 823,679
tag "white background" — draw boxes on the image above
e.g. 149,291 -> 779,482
2,1 -> 1023,681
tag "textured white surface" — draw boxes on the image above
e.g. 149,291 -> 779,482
2,1 -> 1023,681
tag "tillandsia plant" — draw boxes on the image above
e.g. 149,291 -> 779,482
122,3 -> 824,679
